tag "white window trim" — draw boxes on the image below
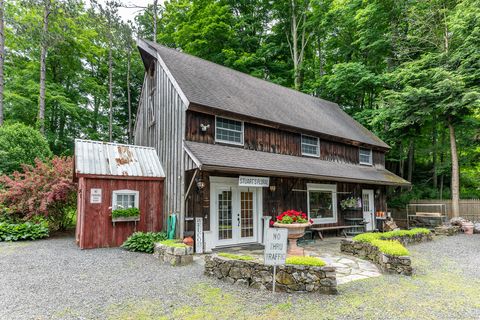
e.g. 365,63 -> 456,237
359,148 -> 373,166
112,190 -> 140,209
301,134 -> 320,157
307,183 -> 338,224
215,115 -> 244,146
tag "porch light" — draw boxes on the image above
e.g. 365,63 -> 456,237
196,178 -> 206,190
269,185 -> 276,192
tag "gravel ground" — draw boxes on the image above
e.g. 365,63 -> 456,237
1,234 -> 480,320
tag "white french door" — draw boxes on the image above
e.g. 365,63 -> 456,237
212,182 -> 259,247
362,189 -> 375,231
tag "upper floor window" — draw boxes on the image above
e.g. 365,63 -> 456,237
359,148 -> 372,165
301,135 -> 320,157
215,117 -> 243,145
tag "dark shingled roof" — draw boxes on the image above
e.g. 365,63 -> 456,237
184,141 -> 410,186
141,40 -> 389,149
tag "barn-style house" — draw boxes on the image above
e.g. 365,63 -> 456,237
134,39 -> 409,251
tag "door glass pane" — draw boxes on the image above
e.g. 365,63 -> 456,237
241,191 -> 254,238
309,190 -> 333,219
363,193 -> 370,211
218,191 -> 233,240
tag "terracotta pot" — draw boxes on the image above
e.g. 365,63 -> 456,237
183,236 -> 194,246
462,222 -> 474,235
273,222 -> 311,256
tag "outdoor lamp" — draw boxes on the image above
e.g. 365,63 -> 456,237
269,185 -> 276,192
196,178 -> 206,190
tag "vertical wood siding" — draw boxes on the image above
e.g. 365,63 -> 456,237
134,61 -> 187,227
77,177 -> 163,249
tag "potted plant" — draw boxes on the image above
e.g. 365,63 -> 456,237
111,207 -> 140,222
273,210 -> 313,256
340,197 -> 360,210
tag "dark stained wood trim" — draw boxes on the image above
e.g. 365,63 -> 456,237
188,103 -> 390,152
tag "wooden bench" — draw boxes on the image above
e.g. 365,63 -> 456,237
310,226 -> 350,240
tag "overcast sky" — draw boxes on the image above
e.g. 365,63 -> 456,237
95,0 -> 159,22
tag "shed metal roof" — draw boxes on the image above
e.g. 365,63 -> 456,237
184,141 -> 409,186
74,139 -> 165,178
140,40 -> 389,149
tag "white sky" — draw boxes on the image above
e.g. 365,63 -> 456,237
95,0 -> 160,23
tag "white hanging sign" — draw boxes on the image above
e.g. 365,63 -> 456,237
195,217 -> 204,254
264,228 -> 288,266
238,176 -> 270,188
90,188 -> 102,204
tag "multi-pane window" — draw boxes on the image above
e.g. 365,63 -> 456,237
301,135 -> 320,157
215,117 -> 243,145
218,190 -> 233,240
307,183 -> 337,224
112,190 -> 139,210
359,148 -> 373,165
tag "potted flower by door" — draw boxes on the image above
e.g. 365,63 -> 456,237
273,210 -> 313,256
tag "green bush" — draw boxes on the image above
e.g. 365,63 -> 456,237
112,208 -> 140,218
370,240 -> 410,256
218,252 -> 255,260
0,221 -> 49,241
121,231 -> 167,253
286,256 -> 326,267
353,228 -> 431,243
159,239 -> 188,248
0,123 -> 52,174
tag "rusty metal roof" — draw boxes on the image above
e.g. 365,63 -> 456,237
74,139 -> 165,178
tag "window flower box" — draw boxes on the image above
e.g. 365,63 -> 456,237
111,208 -> 140,223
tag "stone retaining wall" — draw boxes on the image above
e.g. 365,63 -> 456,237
434,225 -> 460,236
340,240 -> 412,275
204,255 -> 337,294
154,243 -> 194,266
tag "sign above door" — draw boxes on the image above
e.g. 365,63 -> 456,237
238,175 -> 270,188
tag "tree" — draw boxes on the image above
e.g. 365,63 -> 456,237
0,0 -> 4,126
38,0 -> 52,134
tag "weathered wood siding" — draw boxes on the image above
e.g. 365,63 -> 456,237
76,177 -> 163,249
185,110 -> 385,166
134,60 -> 187,226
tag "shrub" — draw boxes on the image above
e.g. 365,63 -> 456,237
122,231 -> 168,253
0,123 -> 52,174
112,208 -> 140,218
286,256 -> 326,267
218,252 -> 255,261
159,239 -> 188,248
353,228 -> 431,243
352,232 -> 383,243
0,157 -> 76,230
370,240 -> 410,256
0,221 -> 49,241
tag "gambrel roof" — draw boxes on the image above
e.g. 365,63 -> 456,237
138,39 -> 389,149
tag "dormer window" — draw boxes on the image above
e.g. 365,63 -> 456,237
359,148 -> 373,165
301,135 -> 320,157
215,116 -> 244,145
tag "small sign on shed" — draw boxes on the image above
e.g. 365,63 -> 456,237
90,188 -> 102,204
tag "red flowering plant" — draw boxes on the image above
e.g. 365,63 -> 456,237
275,210 -> 313,224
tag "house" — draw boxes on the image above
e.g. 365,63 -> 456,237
134,39 -> 409,251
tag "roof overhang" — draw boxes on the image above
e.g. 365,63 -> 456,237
183,141 -> 410,187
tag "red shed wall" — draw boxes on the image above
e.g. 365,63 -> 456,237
77,177 -> 164,249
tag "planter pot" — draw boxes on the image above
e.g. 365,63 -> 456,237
112,216 -> 140,223
273,222 -> 311,256
462,221 -> 474,235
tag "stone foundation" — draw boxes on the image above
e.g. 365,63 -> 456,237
340,240 -> 412,275
154,243 -> 194,266
434,225 -> 461,236
204,255 -> 337,294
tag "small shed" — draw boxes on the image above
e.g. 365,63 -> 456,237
74,139 -> 165,249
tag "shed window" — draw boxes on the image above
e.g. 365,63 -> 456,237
112,190 -> 139,209
359,148 -> 373,165
301,135 -> 320,157
215,117 -> 243,145
307,183 -> 337,224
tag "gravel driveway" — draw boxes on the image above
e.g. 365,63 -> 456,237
1,234 -> 480,319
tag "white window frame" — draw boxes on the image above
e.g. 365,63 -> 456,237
112,190 -> 140,210
359,148 -> 373,165
307,183 -> 338,224
301,134 -> 320,157
215,116 -> 244,146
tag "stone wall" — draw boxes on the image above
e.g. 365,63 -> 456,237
204,255 -> 337,294
154,243 -> 194,266
385,232 -> 433,245
340,240 -> 412,275
434,225 -> 460,236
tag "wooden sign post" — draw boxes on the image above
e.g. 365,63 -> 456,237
264,228 -> 288,293
195,217 -> 204,254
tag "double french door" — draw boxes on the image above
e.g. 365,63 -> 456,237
213,185 -> 258,246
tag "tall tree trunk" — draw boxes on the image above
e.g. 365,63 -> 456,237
399,141 -> 404,178
448,119 -> 460,217
0,0 -> 4,126
432,122 -> 438,189
127,46 -> 132,143
153,0 -> 158,42
108,44 -> 113,142
407,138 -> 414,182
38,0 -> 51,134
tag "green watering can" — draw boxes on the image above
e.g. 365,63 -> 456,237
167,213 -> 177,240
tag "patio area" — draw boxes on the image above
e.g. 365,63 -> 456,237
213,237 -> 382,285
